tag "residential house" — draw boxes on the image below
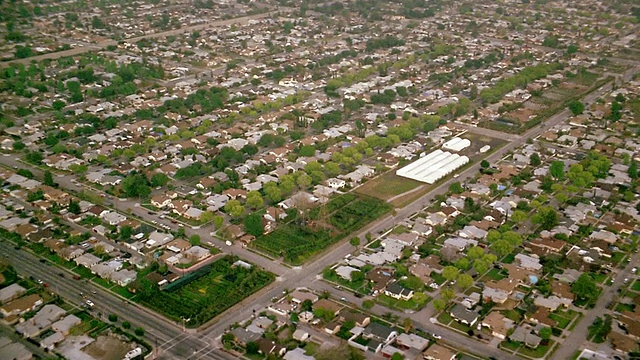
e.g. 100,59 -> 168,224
384,283 -> 414,301
395,333 -> 429,351
0,294 -> 43,318
283,348 -> 314,360
366,267 -> 394,295
361,323 -> 398,353
481,312 -> 514,339
111,270 -> 137,287
292,329 -> 310,342
74,253 -> 101,268
15,304 -> 66,338
150,194 -> 172,209
313,299 -> 341,317
51,314 -> 81,335
449,304 -> 480,326
0,284 -> 26,304
423,344 -> 457,360
256,338 -> 287,357
509,324 -> 542,348
290,289 -> 318,305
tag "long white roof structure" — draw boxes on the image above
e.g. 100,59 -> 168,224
442,137 -> 471,152
396,149 -> 469,184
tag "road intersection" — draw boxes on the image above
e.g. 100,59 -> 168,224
0,43 -> 637,360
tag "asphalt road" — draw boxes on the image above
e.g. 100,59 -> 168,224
0,241 -> 234,360
551,251 -> 640,360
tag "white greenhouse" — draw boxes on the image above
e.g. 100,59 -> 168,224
396,149 -> 469,184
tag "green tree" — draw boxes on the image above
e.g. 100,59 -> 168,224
433,299 -> 447,312
449,182 -> 464,194
539,326 -> 552,340
550,160 -> 565,180
68,200 -> 81,214
480,160 -> 490,168
244,213 -> 264,236
529,152 -> 541,166
350,270 -> 364,282
245,191 -> 264,209
150,173 -> 170,187
442,266 -> 459,282
108,314 -> 118,322
350,236 -> 360,248
134,327 -> 144,336
629,162 -> 638,179
246,341 -> 259,354
12,141 -> 25,150
189,235 -> 201,246
511,210 -> 527,223
121,173 -> 151,198
213,215 -> 224,230
456,274 -> 473,289
568,100 -> 585,115
571,273 -> 597,301
532,206 -> 558,231
43,170 -> 55,187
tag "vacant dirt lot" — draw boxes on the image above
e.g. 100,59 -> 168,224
83,335 -> 131,360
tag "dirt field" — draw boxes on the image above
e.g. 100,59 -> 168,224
83,334 -> 132,360
355,169 -> 423,201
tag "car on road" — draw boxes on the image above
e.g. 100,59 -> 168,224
36,279 -> 44,284
340,297 -> 347,301
624,278 -> 630,284
85,300 -> 94,307
633,267 -> 637,274
432,333 -> 442,339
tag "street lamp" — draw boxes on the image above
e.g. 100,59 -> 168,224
181,317 -> 191,332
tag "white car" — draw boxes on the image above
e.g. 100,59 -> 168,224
632,267 -> 638,274
85,300 -> 95,307
432,333 -> 442,339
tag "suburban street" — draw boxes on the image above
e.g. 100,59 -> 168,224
0,66 -> 633,359
0,241 -> 236,360
551,251 -> 640,360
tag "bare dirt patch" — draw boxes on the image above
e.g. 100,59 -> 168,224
83,334 -> 132,360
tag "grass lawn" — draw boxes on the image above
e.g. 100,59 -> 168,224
355,170 -> 422,201
483,268 -> 507,281
500,340 -> 520,351
376,294 -> 429,311
301,342 -> 319,356
518,340 -> 554,358
590,272 -> 609,284
448,320 -> 471,333
610,251 -> 626,265
431,272 -> 446,285
323,272 -> 371,295
437,312 -> 453,325
501,309 -> 522,323
549,313 -> 571,329
631,280 -> 640,292
615,303 -> 635,313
